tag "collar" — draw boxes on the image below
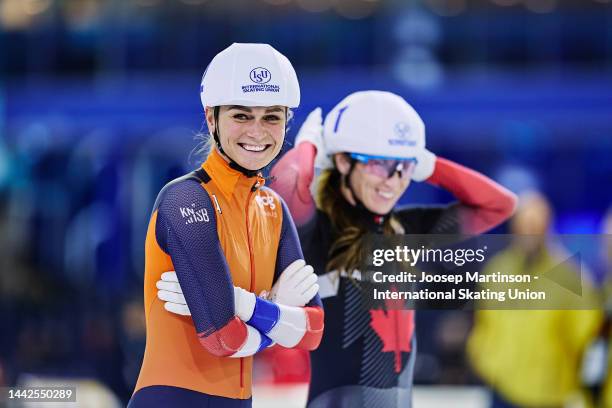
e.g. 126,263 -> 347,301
202,149 -> 265,200
345,200 -> 390,233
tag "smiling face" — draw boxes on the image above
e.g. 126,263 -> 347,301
335,154 -> 412,215
206,105 -> 286,171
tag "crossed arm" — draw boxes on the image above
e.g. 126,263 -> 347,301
155,180 -> 323,358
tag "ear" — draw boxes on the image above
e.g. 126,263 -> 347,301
205,106 -> 216,134
334,153 -> 351,175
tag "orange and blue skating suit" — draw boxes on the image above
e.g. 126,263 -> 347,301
130,149 -> 323,406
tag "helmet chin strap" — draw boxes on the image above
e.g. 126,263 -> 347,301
212,106 -> 289,178
213,106 -> 260,178
342,158 -> 390,233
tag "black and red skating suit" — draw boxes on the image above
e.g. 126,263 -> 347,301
270,142 -> 516,408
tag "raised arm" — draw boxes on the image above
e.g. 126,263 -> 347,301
425,157 -> 517,234
270,108 -> 323,227
155,180 -> 271,357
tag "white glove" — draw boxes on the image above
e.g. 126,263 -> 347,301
295,108 -> 333,171
295,107 -> 323,147
232,286 -> 256,322
157,272 -> 256,321
265,259 -> 319,307
157,271 -> 190,316
411,148 -> 437,182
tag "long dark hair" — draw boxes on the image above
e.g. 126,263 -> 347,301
317,165 -> 402,275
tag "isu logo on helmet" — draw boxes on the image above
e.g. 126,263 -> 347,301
394,122 -> 411,139
200,43 -> 300,108
250,67 -> 272,84
389,121 -> 417,147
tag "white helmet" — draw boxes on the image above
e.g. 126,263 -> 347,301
200,43 -> 300,109
322,90 -> 425,159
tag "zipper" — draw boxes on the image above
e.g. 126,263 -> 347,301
239,178 -> 261,395
246,178 -> 261,291
239,358 -> 244,396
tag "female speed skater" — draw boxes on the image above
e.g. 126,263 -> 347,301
270,90 -> 518,407
128,43 -> 324,408
157,89 -> 518,406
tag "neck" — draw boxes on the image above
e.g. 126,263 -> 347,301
214,147 -> 260,178
340,174 -> 389,233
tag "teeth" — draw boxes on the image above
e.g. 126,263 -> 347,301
241,144 -> 266,152
377,190 -> 394,199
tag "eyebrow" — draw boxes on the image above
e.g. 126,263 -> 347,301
226,106 -> 285,114
227,106 -> 252,112
264,107 -> 284,114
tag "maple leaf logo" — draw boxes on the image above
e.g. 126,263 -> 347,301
369,287 -> 415,373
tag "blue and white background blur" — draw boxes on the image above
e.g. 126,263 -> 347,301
0,0 -> 611,406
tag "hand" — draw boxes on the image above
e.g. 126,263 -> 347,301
233,286 -> 256,322
295,108 -> 333,171
268,259 -> 319,307
157,272 -> 256,321
157,271 -> 190,316
411,148 -> 437,182
295,108 -> 323,148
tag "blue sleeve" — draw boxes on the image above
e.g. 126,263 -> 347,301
155,180 -> 235,335
273,197 -> 323,309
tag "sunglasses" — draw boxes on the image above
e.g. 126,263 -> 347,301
349,153 -> 417,179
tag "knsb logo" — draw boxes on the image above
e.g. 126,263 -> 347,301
255,194 -> 276,213
249,67 -> 271,84
389,122 -> 417,147
179,203 -> 209,225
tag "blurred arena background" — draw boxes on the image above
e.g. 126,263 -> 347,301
0,0 -> 611,407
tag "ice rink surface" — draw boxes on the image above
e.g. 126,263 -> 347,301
253,384 -> 490,408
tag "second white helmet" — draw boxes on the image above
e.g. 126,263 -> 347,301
322,90 -> 425,160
